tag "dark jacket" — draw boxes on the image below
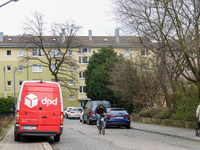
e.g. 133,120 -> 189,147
95,106 -> 107,115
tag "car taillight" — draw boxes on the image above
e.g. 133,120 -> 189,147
125,115 -> 130,118
16,110 -> 20,124
107,115 -> 114,118
67,110 -> 69,112
71,111 -> 74,113
60,112 -> 63,125
90,111 -> 93,115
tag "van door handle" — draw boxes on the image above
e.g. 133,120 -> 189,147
41,116 -> 47,118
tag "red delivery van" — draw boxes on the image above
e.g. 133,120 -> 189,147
14,81 -> 63,142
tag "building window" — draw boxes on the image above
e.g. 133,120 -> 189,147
18,50 -> 23,56
79,71 -> 85,79
69,65 -> 73,71
69,50 -> 73,56
7,50 -> 11,56
7,81 -> 12,87
51,64 -> 60,72
7,65 -> 11,71
141,49 -> 149,56
79,57 -> 90,64
51,49 -> 60,57
78,48 -> 91,53
187,66 -> 192,72
51,79 -> 61,84
142,64 -> 150,71
18,65 -> 23,71
70,95 -> 74,101
97,50 -> 101,53
32,64 -> 42,72
19,80 -> 23,86
79,86 -> 85,94
69,80 -> 74,86
32,49 -> 42,57
124,49 -> 133,57
33,79 -> 42,81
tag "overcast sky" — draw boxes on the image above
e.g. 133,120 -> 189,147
0,0 -> 117,36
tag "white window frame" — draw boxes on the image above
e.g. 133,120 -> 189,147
19,80 -> 23,86
69,80 -> 74,86
18,65 -> 23,71
33,79 -> 42,81
51,49 -> 60,57
51,79 -> 61,84
7,65 -> 12,71
7,81 -> 12,87
79,86 -> 85,94
69,65 -> 73,71
69,95 -> 74,101
18,50 -> 23,56
32,64 -> 42,72
79,71 -> 85,79
32,49 -> 42,57
79,48 -> 91,54
142,64 -> 150,71
141,49 -> 149,57
124,49 -> 133,57
7,50 -> 11,56
79,57 -> 90,64
69,50 -> 73,56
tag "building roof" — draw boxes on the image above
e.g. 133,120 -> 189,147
0,35 -> 149,48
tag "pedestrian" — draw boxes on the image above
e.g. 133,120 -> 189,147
196,105 -> 200,131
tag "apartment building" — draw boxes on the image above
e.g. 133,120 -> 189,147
0,30 -> 152,109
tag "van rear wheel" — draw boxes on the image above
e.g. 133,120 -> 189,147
54,135 -> 60,142
14,132 -> 20,141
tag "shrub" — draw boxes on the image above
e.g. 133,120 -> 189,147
154,108 -> 174,119
0,97 -> 15,113
171,86 -> 198,122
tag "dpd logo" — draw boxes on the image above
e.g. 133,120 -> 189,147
42,97 -> 57,106
25,93 -> 38,108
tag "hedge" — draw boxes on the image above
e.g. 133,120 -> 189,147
0,97 -> 15,113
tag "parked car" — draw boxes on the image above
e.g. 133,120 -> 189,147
68,108 -> 82,119
105,108 -> 130,129
82,100 -> 111,125
63,107 -> 73,119
14,81 -> 63,142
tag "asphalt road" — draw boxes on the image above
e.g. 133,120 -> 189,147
49,119 -> 200,150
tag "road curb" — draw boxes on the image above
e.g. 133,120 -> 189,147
131,127 -> 200,142
0,126 -> 12,141
42,142 -> 53,150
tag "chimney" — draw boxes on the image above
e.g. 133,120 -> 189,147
0,32 -> 3,41
115,29 -> 119,43
89,30 -> 92,40
61,28 -> 65,43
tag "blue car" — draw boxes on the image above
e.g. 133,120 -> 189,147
105,108 -> 130,129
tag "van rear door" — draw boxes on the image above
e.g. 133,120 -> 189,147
19,82 -> 61,132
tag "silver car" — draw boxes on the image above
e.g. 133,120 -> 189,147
68,108 -> 82,119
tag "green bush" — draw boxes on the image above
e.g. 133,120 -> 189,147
0,97 -> 15,113
171,86 -> 198,122
154,108 -> 174,119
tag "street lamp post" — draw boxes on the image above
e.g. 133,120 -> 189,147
14,62 -> 30,106
0,0 -> 19,8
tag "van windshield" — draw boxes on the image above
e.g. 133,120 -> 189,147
92,101 -> 111,109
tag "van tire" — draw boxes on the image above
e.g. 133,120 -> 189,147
14,133 -> 20,141
54,135 -> 60,142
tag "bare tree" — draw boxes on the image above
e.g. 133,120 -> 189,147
110,0 -> 200,102
19,11 -> 82,93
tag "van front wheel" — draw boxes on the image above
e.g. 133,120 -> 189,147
54,135 -> 60,142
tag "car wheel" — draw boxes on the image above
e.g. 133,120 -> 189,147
54,135 -> 60,142
82,116 -> 86,124
87,118 -> 91,125
126,125 -> 130,129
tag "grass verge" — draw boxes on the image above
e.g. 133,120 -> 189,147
0,115 -> 14,138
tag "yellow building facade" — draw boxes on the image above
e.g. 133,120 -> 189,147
0,30 -> 153,109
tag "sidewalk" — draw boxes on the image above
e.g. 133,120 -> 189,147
0,125 -> 53,150
131,122 -> 200,142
